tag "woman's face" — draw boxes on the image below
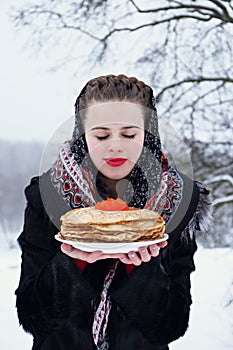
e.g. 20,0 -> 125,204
84,101 -> 145,180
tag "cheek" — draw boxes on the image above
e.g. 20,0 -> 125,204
133,134 -> 144,152
86,138 -> 105,165
85,135 -> 99,154
86,139 -> 96,154
127,139 -> 144,162
138,134 -> 145,152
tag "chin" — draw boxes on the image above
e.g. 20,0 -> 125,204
104,171 -> 127,180
99,167 -> 128,180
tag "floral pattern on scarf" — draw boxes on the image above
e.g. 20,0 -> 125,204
50,140 -> 183,225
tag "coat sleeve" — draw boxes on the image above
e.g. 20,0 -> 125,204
15,177 -> 97,338
110,185 -> 212,346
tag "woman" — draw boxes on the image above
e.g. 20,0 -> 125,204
15,74 -> 212,350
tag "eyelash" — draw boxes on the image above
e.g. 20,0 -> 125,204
96,134 -> 136,140
96,136 -> 108,140
124,134 -> 136,139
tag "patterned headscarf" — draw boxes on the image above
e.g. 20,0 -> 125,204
50,90 -> 183,224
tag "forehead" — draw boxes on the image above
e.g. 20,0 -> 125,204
84,101 -> 144,131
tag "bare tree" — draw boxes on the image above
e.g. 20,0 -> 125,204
12,0 -> 233,145
11,0 -> 233,246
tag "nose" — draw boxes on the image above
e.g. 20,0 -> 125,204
107,138 -> 124,153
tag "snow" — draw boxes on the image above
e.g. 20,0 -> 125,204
170,246 -> 233,350
0,244 -> 33,349
0,237 -> 232,350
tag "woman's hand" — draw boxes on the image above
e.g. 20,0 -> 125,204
61,240 -> 168,265
117,241 -> 168,266
61,243 -> 114,263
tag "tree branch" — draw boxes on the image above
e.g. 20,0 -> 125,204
155,76 -> 233,103
212,195 -> 233,206
204,174 -> 233,186
208,0 -> 230,17
14,2 -> 233,48
15,9 -> 102,41
128,0 -> 233,22
101,14 -> 213,41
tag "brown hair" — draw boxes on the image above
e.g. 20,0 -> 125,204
76,74 -> 154,115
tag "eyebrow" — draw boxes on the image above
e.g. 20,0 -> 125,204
91,125 -> 140,131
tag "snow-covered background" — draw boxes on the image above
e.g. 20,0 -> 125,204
1,233 -> 232,350
0,0 -> 232,349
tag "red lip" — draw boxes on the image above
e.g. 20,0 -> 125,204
106,158 -> 127,167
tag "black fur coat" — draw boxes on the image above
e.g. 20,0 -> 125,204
15,172 -> 212,350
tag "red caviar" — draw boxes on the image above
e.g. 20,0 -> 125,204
95,198 -> 130,211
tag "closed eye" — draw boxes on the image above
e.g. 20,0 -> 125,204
96,135 -> 109,140
96,134 -> 136,140
123,134 -> 136,139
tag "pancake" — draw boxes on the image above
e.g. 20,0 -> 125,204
58,199 -> 165,243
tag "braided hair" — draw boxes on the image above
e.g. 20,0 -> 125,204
71,74 -> 162,208
77,74 -> 153,110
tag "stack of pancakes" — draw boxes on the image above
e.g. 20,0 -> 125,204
59,207 -> 165,243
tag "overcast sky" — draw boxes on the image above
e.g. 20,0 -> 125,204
0,1 -> 68,142
0,1 -> 137,144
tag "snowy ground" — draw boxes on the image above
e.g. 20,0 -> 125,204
0,235 -> 232,350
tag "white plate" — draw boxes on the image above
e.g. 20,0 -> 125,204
55,234 -> 169,253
